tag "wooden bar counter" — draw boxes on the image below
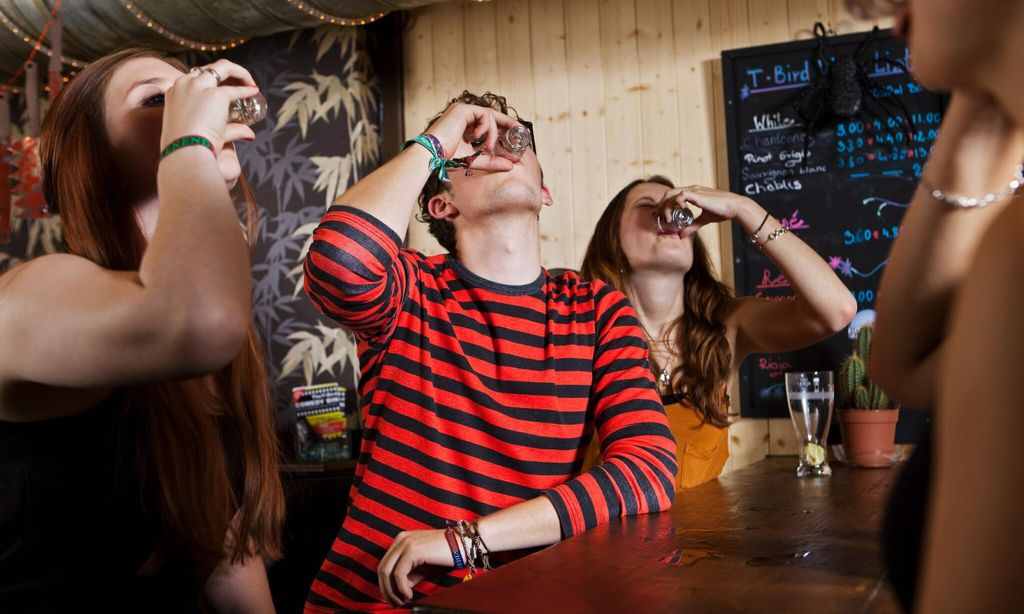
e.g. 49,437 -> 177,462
416,457 -> 901,614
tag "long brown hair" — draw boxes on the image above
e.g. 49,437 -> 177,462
40,48 -> 283,572
581,176 -> 733,427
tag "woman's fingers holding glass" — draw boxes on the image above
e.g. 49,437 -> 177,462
654,189 -> 697,231
223,123 -> 256,144
161,81 -> 259,152
189,66 -> 223,85
676,185 -> 748,221
194,59 -> 256,88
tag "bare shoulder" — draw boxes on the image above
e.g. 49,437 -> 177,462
0,253 -> 133,339
1,253 -> 89,281
0,253 -> 116,294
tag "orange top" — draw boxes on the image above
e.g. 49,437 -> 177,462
583,396 -> 729,491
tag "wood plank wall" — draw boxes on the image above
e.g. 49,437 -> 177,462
402,0 -> 892,472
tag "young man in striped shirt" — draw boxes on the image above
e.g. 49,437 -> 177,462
303,92 -> 677,611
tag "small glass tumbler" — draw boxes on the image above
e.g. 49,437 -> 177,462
229,92 -> 268,126
785,371 -> 834,477
656,206 -> 695,233
498,124 -> 532,156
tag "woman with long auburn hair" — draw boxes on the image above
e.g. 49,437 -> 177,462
580,178 -> 856,489
0,48 -> 283,611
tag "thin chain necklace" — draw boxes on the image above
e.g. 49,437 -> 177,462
626,281 -> 679,390
638,323 -> 675,388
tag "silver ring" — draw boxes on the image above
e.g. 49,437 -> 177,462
201,67 -> 222,85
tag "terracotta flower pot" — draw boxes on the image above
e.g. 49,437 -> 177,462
837,408 -> 900,467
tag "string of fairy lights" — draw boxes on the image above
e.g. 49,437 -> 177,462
0,11 -> 86,68
0,1 -> 392,95
284,0 -> 388,26
0,0 -> 392,237
120,1 -> 247,51
0,1 -> 71,96
120,1 -> 390,51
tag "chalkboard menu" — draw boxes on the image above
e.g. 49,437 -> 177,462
722,29 -> 946,418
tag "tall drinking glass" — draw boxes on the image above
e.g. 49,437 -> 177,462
785,371 -> 834,477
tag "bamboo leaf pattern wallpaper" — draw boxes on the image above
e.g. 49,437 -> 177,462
234,26 -> 380,414
0,25 -> 387,446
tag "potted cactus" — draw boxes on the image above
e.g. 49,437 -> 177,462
837,324 -> 899,467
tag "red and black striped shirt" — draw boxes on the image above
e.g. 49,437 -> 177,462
303,206 -> 676,611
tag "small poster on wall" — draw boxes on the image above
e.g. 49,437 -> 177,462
293,383 -> 350,462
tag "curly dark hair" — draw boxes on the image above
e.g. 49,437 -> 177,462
416,91 -> 527,256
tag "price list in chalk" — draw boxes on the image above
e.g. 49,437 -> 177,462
721,30 -> 946,418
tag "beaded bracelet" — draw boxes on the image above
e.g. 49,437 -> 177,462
759,225 -> 789,250
404,133 -> 459,183
159,135 -> 215,161
919,164 -> 1024,208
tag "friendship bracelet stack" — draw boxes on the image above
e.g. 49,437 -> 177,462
404,133 -> 460,183
445,519 -> 492,580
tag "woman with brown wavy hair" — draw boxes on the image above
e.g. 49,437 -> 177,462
580,178 -> 855,489
0,49 -> 283,611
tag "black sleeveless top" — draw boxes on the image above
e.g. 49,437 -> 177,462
0,395 -> 205,613
882,420 -> 933,612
